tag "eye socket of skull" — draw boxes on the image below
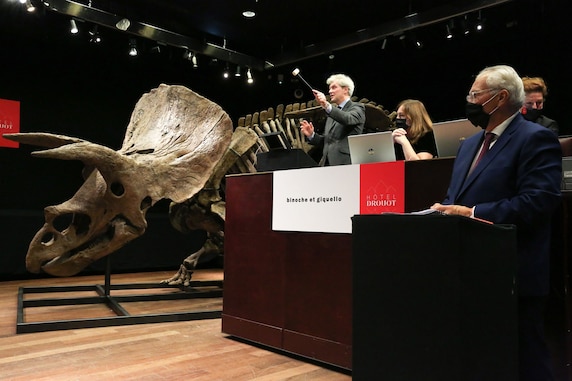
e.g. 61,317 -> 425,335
40,232 -> 55,245
110,182 -> 125,196
73,213 -> 92,235
140,196 -> 152,211
52,213 -> 73,232
50,213 -> 92,236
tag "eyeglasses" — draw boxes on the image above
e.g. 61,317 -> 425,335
466,88 -> 498,102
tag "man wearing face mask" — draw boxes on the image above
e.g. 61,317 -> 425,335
431,65 -> 562,381
521,76 -> 559,135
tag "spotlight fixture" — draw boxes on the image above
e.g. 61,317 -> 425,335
128,39 -> 137,56
70,19 -> 79,34
116,18 -> 130,31
223,64 -> 230,79
235,66 -> 241,77
242,0 -> 258,18
246,68 -> 253,84
191,52 -> 198,68
462,15 -> 471,35
445,24 -> 453,40
381,37 -> 388,50
89,25 -> 101,43
475,10 -> 484,31
42,0 -> 50,6
410,32 -> 422,49
19,0 -> 26,4
277,73 -> 284,85
25,0 -> 35,12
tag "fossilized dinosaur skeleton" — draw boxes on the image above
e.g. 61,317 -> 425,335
5,84 -> 391,286
4,84 -> 242,277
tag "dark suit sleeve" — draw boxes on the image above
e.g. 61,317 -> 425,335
537,115 -> 559,135
474,127 -> 562,228
328,102 -> 366,135
308,132 -> 324,146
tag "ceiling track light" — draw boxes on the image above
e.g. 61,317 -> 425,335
246,68 -> 253,84
116,18 -> 130,31
191,53 -> 198,68
476,10 -> 484,31
70,19 -> 79,34
462,14 -> 471,35
408,32 -> 422,49
242,0 -> 258,18
128,38 -> 137,56
445,24 -> 453,40
235,66 -> 241,77
89,25 -> 101,43
25,0 -> 35,12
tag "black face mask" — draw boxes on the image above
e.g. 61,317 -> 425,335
521,107 -> 542,122
395,118 -> 408,129
465,92 -> 500,129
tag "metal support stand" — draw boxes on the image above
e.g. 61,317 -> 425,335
16,257 -> 223,334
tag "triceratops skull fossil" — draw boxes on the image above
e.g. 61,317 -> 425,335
4,84 -> 233,276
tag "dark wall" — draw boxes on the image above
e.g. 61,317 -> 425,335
0,0 -> 570,278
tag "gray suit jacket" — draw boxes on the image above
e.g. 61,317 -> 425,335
308,100 -> 365,165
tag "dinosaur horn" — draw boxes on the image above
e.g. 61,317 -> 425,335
33,141 -> 136,180
2,132 -> 85,148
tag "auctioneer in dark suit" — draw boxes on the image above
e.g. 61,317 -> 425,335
308,100 -> 365,166
443,113 -> 562,297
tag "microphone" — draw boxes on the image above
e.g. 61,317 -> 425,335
291,68 -> 314,91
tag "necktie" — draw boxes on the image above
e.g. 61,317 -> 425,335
471,132 -> 495,171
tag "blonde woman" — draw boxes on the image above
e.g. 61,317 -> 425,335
392,99 -> 437,160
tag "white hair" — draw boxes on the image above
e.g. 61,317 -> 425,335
326,74 -> 355,96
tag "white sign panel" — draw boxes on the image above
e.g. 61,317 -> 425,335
272,165 -> 360,234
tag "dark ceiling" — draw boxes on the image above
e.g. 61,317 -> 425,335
6,0 -> 519,70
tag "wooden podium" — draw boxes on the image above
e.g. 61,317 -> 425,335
222,159 -> 455,370
352,214 -> 518,380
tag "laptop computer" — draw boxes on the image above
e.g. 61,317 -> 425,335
562,157 -> 572,190
432,118 -> 480,158
348,131 -> 396,164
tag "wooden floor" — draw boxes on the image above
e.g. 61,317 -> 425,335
0,269 -> 351,380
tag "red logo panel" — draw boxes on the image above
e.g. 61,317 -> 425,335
359,161 -> 405,214
0,98 -> 20,148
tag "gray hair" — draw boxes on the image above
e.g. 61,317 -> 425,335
477,65 -> 525,110
326,74 -> 355,96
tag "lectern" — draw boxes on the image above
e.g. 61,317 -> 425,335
352,213 -> 518,381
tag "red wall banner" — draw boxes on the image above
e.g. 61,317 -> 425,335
0,98 -> 20,148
